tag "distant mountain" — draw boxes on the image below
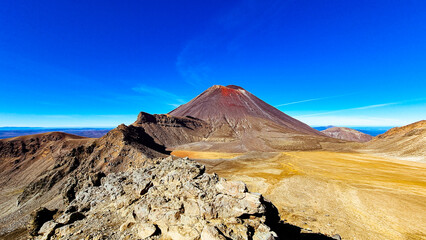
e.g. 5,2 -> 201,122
321,127 -> 373,142
169,85 -> 338,152
313,125 -> 336,131
170,85 -> 321,136
0,128 -> 112,139
0,127 -> 46,130
313,126 -> 391,136
368,120 -> 426,162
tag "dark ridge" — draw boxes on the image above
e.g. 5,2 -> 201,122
122,125 -> 170,155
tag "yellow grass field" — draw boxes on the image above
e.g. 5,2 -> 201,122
171,150 -> 244,160
171,150 -> 426,240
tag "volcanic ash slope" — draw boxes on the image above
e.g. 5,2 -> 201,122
367,120 -> 426,162
169,85 -> 343,152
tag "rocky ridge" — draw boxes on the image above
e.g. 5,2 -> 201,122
131,112 -> 211,148
0,121 -> 172,237
28,157 -> 332,240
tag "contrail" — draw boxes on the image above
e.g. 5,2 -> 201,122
297,102 -> 399,117
296,97 -> 426,117
276,97 -> 332,107
275,93 -> 357,107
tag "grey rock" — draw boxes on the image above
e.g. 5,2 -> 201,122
30,158 -> 279,240
332,234 -> 342,240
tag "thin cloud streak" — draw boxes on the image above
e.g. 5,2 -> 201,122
275,93 -> 358,107
352,103 -> 398,110
168,103 -> 181,108
276,97 -> 329,107
297,102 -> 399,117
296,97 -> 426,117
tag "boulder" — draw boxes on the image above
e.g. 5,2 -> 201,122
27,208 -> 57,236
30,158 -> 281,239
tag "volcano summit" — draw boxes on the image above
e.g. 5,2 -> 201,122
168,85 -> 339,152
170,85 -> 320,135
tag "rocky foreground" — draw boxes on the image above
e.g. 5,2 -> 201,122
28,157 -> 335,240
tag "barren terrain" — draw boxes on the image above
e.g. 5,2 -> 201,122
172,150 -> 426,240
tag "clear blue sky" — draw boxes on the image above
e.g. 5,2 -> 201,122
0,0 -> 425,127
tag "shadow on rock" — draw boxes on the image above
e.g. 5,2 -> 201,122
263,198 -> 338,240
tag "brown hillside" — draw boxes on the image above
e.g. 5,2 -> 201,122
321,127 -> 373,142
0,132 -> 93,236
0,112 -> 216,236
366,120 -> 426,162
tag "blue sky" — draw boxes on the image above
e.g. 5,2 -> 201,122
0,0 -> 425,127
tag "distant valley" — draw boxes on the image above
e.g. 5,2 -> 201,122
0,126 -> 389,141
0,128 -> 112,139
313,126 -> 391,136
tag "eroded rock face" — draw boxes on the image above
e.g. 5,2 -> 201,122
31,157 -> 279,240
28,208 -> 58,236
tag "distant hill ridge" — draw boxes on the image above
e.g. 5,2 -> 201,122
367,120 -> 426,162
321,127 -> 373,142
0,128 -> 111,139
375,120 -> 426,139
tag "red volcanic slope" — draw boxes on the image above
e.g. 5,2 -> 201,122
169,85 -> 321,135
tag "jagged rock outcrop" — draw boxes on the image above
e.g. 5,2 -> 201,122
131,112 -> 211,148
31,158 -> 281,240
28,208 -> 59,237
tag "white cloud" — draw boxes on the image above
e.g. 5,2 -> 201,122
275,93 -> 357,107
168,103 -> 181,108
